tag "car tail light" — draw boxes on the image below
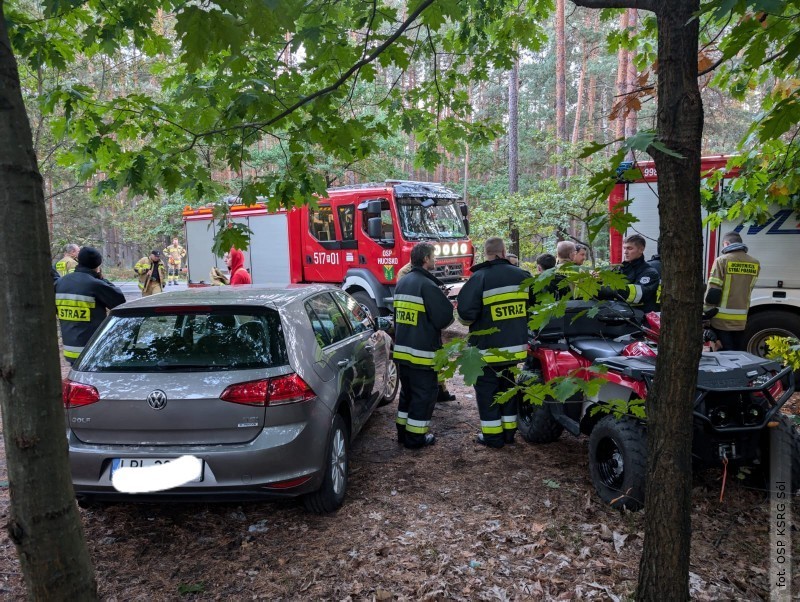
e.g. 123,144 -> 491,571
220,379 -> 269,406
62,379 -> 100,408
220,374 -> 315,407
266,373 -> 316,406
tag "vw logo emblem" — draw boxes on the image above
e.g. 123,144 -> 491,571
147,390 -> 168,410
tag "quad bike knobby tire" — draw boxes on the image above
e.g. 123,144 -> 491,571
588,415 -> 647,511
518,400 -> 564,443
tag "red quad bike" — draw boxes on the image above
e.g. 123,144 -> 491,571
517,300 -> 799,511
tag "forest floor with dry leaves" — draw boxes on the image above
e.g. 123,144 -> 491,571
0,324 -> 798,600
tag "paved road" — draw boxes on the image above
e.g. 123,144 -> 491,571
113,280 -> 188,302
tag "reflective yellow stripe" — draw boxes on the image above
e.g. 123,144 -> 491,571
716,312 -> 747,321
481,420 -> 503,434
55,299 -> 95,309
393,351 -> 435,366
63,349 -> 81,359
396,411 -> 408,426
483,291 -> 529,305
394,300 -> 426,312
502,413 -> 518,429
406,419 -> 430,434
482,351 -> 527,364
708,277 -> 723,286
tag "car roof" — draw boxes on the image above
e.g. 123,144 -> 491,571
114,284 -> 337,312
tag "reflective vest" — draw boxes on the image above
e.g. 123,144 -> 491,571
706,248 -> 759,332
54,255 -> 78,277
456,258 -> 530,366
163,244 -> 186,265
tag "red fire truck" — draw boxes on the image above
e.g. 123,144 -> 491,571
182,181 -> 473,316
609,155 -> 800,354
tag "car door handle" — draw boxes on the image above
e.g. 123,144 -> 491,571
337,360 -> 349,367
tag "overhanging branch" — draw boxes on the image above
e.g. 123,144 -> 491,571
570,0 -> 657,11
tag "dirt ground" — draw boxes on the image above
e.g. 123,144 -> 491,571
0,325 -> 798,600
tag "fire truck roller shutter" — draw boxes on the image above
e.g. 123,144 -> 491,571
342,269 -> 392,318
248,212 -> 291,284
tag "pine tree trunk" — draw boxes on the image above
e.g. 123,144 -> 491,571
555,0 -> 567,182
508,57 -> 520,256
571,35 -> 588,146
614,10 -> 630,140
0,9 -> 98,600
625,9 -> 639,140
638,0 -> 703,599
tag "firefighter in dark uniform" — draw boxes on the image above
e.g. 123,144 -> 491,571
457,237 -> 530,448
598,234 -> 660,312
393,242 -> 454,449
55,247 -> 126,364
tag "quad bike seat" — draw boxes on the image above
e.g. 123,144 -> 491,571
569,338 -> 629,361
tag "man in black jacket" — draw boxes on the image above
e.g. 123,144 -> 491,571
393,243 -> 455,449
457,237 -> 530,448
598,234 -> 660,312
55,247 -> 127,364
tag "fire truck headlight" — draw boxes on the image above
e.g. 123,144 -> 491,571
434,245 -> 441,256
459,242 -> 468,254
442,243 -> 450,255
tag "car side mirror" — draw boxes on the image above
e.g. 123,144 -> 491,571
367,200 -> 382,215
376,316 -> 394,337
460,204 -> 468,218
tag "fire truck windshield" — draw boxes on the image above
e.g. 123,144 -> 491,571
397,198 -> 466,240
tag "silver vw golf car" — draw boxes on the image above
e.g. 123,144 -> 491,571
64,285 -> 398,513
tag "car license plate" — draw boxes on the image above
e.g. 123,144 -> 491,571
111,458 -> 204,482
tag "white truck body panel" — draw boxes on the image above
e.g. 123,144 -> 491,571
184,213 -> 291,285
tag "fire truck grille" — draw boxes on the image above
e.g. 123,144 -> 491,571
432,263 -> 463,282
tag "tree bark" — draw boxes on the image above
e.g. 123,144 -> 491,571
0,6 -> 98,600
614,10 -> 630,141
508,57 -> 520,256
572,0 -> 703,599
625,9 -> 639,140
555,0 -> 567,184
639,0 -> 703,599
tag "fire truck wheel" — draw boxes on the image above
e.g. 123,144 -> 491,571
743,311 -> 800,358
352,291 -> 380,320
303,414 -> 349,514
378,361 -> 399,407
588,415 -> 647,511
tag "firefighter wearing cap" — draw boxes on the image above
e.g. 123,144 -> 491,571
598,234 -> 660,312
704,231 -> 760,351
134,250 -> 167,296
162,237 -> 187,286
55,247 -> 126,364
393,242 -> 454,449
54,243 -> 80,276
457,236 -> 530,449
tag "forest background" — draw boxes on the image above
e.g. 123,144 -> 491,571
22,2 -> 759,269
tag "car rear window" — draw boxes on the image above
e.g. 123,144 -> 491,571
74,310 -> 288,372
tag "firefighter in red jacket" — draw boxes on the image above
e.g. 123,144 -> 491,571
393,243 -> 454,449
457,237 -> 530,448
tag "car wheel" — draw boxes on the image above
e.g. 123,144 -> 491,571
352,291 -> 380,321
744,311 -> 800,357
588,415 -> 647,511
304,414 -> 349,514
378,360 -> 399,407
